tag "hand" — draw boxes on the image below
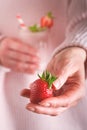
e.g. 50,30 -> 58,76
0,37 -> 40,74
21,47 -> 86,116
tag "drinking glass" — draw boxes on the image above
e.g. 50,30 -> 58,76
19,28 -> 50,75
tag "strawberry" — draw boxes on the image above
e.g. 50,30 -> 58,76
40,12 -> 54,28
30,71 -> 57,104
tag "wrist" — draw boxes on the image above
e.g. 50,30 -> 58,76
57,46 -> 86,63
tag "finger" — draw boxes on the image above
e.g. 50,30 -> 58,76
53,76 -> 68,90
3,58 -> 39,73
47,55 -> 79,90
6,50 -> 40,63
20,89 -> 30,98
52,66 -> 78,90
39,85 -> 83,108
47,66 -> 69,90
70,101 -> 78,107
26,103 -> 68,116
7,38 -> 39,56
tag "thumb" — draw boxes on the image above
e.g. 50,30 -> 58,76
53,70 -> 69,90
20,89 -> 30,98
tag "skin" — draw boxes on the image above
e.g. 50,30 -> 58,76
21,46 -> 86,116
0,37 -> 40,74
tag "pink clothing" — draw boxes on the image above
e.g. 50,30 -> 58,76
0,0 -> 87,130
53,0 -> 87,76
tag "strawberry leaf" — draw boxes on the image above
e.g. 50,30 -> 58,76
29,24 -> 39,32
29,24 -> 47,32
47,12 -> 54,19
38,71 -> 57,89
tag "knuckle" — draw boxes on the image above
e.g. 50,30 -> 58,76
64,102 -> 70,107
3,38 -> 12,47
14,43 -> 21,50
51,103 -> 58,108
12,52 -> 23,61
16,62 -> 29,72
16,53 -> 22,59
35,109 -> 41,114
51,111 -> 60,116
16,62 -> 23,70
21,55 -> 29,62
10,40 -> 21,50
18,43 -> 22,50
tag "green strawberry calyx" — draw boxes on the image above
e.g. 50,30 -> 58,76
29,24 -> 47,32
38,71 -> 57,89
47,12 -> 54,19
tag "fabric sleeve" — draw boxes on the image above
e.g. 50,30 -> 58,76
0,33 -> 5,42
53,0 -> 87,77
0,33 -> 10,72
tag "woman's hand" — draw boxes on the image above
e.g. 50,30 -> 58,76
21,47 -> 86,116
0,37 -> 40,74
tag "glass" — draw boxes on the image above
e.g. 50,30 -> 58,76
19,28 -> 50,75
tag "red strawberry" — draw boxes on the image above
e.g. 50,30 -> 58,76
30,71 -> 57,104
40,12 -> 54,28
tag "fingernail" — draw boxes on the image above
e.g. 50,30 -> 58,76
39,103 -> 50,107
26,106 -> 35,112
53,81 -> 60,90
